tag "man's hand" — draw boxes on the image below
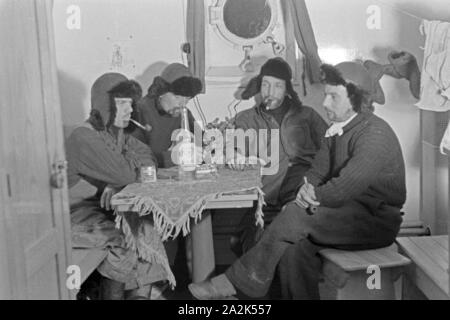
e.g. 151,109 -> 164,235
295,183 -> 320,209
228,163 -> 246,171
228,156 -> 263,170
100,185 -> 120,211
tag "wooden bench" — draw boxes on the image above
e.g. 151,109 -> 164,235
72,249 -> 108,284
71,248 -> 108,298
396,236 -> 449,300
319,245 -> 411,300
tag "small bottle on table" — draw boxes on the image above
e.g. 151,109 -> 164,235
177,106 -> 196,181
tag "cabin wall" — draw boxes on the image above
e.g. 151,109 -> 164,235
53,0 -> 450,228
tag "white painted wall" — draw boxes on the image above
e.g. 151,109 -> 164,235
53,0 -> 187,135
53,0 -> 450,225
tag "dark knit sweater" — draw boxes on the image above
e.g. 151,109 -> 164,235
305,112 -> 406,209
264,99 -> 290,126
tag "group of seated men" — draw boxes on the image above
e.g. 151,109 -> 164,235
66,57 -> 406,300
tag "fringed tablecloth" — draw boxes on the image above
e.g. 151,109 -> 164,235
113,167 -> 264,288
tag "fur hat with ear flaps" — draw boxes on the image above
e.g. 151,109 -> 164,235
147,63 -> 202,98
241,57 -> 293,100
240,57 -> 303,107
88,73 -> 127,131
88,73 -> 143,132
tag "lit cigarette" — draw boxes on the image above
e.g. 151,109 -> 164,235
130,119 -> 151,132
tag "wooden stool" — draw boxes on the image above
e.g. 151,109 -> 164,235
319,245 -> 411,300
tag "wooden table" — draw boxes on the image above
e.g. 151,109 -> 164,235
112,191 -> 258,283
396,236 -> 449,299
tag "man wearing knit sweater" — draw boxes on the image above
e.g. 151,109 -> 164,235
188,62 -> 406,300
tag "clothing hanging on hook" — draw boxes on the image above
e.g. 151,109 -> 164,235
415,20 -> 450,112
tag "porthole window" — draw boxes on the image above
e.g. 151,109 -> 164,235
209,0 -> 278,48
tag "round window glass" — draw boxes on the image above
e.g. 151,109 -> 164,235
223,0 -> 272,40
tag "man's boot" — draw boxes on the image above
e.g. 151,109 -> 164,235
100,278 -> 125,300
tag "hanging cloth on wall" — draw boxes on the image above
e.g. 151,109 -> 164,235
415,20 -> 450,112
281,0 -> 322,89
186,0 -> 206,93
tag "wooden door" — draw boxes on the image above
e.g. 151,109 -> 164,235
0,0 -> 72,300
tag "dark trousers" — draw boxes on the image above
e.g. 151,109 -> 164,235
232,164 -> 310,255
278,164 -> 310,207
225,200 -> 402,299
231,205 -> 279,256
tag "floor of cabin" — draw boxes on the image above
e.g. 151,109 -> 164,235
76,208 -> 432,300
76,208 -> 340,300
77,261 -> 339,300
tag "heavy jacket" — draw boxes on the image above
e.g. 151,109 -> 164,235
232,97 -> 327,205
66,73 -> 173,289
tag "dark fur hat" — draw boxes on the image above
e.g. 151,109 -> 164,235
241,57 -> 293,100
147,63 -> 202,98
240,57 -> 303,108
171,76 -> 203,97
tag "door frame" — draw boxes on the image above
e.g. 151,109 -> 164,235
0,0 -> 72,300
34,0 -> 73,300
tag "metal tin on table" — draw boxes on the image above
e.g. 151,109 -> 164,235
140,166 -> 157,183
195,164 -> 218,180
